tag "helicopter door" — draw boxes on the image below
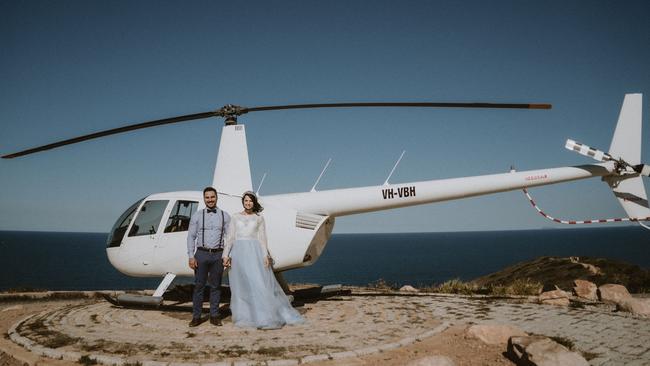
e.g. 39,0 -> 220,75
124,200 -> 169,267
155,200 -> 199,274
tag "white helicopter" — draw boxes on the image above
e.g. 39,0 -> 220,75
3,94 -> 649,306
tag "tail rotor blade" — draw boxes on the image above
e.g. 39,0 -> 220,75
565,139 -> 613,162
634,164 -> 650,177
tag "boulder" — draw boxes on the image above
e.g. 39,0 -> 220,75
399,285 -> 419,293
466,324 -> 527,345
616,297 -> 650,317
407,355 -> 455,366
573,280 -> 598,301
598,284 -> 631,304
538,289 -> 570,306
507,335 -> 589,366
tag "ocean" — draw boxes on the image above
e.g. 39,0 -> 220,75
0,227 -> 648,291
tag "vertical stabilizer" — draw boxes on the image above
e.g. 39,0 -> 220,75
609,93 -> 642,164
605,93 -> 650,220
212,124 -> 253,195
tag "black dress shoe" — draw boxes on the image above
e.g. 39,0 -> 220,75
189,318 -> 201,327
210,316 -> 222,326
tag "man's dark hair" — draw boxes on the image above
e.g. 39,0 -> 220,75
203,186 -> 217,196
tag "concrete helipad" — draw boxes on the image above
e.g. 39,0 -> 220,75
7,294 -> 447,365
3,289 -> 650,365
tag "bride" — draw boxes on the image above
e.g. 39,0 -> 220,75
222,191 -> 304,329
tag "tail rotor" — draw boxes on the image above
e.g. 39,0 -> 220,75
562,94 -> 650,229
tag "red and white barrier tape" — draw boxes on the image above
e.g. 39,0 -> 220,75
522,188 -> 650,229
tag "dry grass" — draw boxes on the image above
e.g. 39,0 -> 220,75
78,355 -> 98,365
368,279 -> 398,291
434,279 -> 479,295
217,345 -> 248,358
417,277 -> 542,296
487,278 -> 543,296
255,346 -> 287,357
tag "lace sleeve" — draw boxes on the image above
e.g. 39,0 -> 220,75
258,215 -> 270,256
222,214 -> 236,258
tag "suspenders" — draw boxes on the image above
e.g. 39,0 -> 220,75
201,208 -> 225,249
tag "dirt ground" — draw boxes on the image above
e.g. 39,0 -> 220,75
308,324 -> 513,366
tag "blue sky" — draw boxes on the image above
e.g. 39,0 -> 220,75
1,0 -> 649,233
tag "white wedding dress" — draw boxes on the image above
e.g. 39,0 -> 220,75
223,212 -> 304,329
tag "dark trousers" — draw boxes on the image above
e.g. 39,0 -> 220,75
192,249 -> 224,319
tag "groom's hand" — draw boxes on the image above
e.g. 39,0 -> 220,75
189,258 -> 198,270
223,257 -> 231,268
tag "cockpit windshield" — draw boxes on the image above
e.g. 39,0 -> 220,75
128,200 -> 169,237
106,198 -> 143,248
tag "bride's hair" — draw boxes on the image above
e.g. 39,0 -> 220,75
242,191 -> 264,213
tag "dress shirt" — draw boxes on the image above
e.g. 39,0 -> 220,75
186,207 -> 231,258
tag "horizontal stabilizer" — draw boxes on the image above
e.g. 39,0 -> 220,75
606,175 -> 650,219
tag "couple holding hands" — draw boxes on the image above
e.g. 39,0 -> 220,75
186,187 -> 304,329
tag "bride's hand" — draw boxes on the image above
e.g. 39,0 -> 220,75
264,255 -> 273,268
223,257 -> 231,268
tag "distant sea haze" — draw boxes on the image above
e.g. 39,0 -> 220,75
0,227 -> 648,291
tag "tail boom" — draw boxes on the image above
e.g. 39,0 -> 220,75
264,163 -> 615,217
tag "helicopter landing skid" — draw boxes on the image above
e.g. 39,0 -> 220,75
102,293 -> 164,308
103,272 -> 176,308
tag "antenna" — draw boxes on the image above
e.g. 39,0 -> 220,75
384,150 -> 405,186
311,158 -> 332,192
256,172 -> 267,195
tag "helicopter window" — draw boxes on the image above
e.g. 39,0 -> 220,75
106,198 -> 144,248
163,200 -> 198,233
127,200 -> 169,237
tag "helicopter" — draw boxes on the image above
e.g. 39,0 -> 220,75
3,94 -> 649,306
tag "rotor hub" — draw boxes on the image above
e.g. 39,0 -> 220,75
216,104 -> 246,125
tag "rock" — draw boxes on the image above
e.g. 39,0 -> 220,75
573,280 -> 597,301
407,355 -> 455,366
616,297 -> 650,317
507,335 -> 589,366
399,285 -> 419,293
582,263 -> 600,275
598,284 -> 631,304
538,289 -> 569,306
466,324 -> 527,345
568,257 -> 600,275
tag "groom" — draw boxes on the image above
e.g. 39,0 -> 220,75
186,186 -> 231,327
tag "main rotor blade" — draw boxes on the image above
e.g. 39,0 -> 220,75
2,111 -> 217,159
244,102 -> 552,114
3,101 -> 551,159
